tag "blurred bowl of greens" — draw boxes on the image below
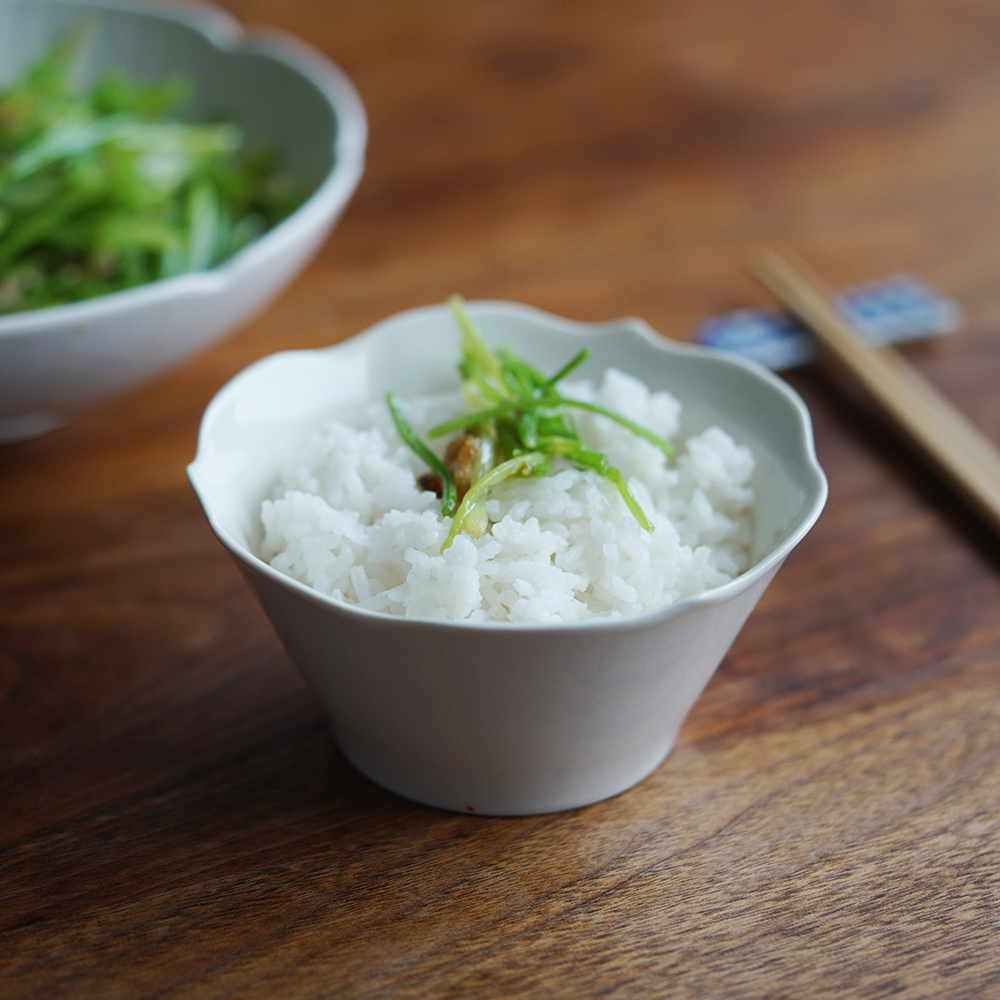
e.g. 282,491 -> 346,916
0,0 -> 366,441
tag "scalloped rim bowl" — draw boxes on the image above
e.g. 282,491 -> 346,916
189,301 -> 828,815
0,0 -> 367,441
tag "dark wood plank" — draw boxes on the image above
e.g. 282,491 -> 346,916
3,1 -> 1000,997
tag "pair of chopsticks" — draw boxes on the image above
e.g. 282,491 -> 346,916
749,250 -> 1000,536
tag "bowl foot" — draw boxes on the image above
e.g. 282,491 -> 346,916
0,411 -> 67,443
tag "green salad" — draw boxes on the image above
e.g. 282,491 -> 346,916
0,30 -> 307,313
388,296 -> 675,551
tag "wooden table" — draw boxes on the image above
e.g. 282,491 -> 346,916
4,1 -> 1000,996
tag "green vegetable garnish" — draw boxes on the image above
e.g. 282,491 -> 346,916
386,392 -> 458,517
0,29 -> 308,313
443,451 -> 547,550
390,295 -> 675,550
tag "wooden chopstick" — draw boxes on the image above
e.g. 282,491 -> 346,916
748,248 -> 1000,536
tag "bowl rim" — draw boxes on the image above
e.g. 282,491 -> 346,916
189,299 -> 829,634
0,0 -> 367,338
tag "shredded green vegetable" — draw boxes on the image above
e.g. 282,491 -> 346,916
0,29 -> 308,313
386,392 -> 458,517
389,296 -> 675,551
443,451 -> 547,550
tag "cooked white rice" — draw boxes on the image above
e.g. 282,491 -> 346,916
259,368 -> 755,623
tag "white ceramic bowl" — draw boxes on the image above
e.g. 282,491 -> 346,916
0,0 -> 366,442
189,302 -> 827,815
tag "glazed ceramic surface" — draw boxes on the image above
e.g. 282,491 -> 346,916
189,302 -> 828,815
0,0 -> 366,441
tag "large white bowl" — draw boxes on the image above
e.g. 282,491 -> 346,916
0,0 -> 366,442
189,302 -> 827,815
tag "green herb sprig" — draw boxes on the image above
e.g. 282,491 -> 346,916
386,391 -> 457,517
389,295 -> 675,551
0,29 -> 307,313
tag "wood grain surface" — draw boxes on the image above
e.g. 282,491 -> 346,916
3,1 -> 1000,997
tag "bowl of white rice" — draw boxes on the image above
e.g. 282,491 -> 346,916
189,300 -> 827,815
